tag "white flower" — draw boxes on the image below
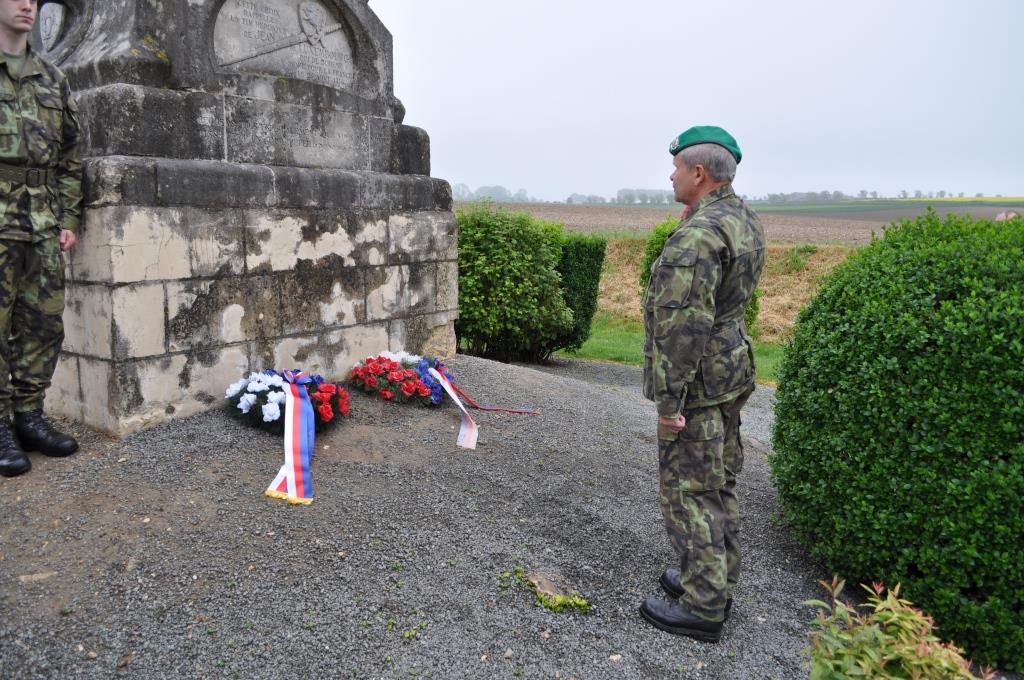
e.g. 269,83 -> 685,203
247,372 -> 265,383
381,350 -> 421,365
267,390 -> 287,405
247,381 -> 269,393
261,403 -> 282,423
266,374 -> 284,388
225,379 -> 247,399
237,393 -> 258,414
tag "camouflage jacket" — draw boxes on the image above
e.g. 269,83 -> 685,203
643,185 -> 765,415
0,47 -> 82,242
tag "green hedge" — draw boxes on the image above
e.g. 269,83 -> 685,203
455,204 -> 605,363
553,234 -> 607,355
640,214 -> 762,339
771,211 -> 1024,670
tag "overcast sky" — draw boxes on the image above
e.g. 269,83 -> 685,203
370,1 -> 1024,202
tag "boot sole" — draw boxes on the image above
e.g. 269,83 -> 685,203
638,605 -> 721,643
20,443 -> 78,458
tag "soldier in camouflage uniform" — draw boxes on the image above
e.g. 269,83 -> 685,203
0,0 -> 82,478
638,126 -> 765,642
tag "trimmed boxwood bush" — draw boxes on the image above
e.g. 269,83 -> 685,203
640,214 -> 762,339
455,204 -> 574,363
771,211 -> 1024,669
552,233 -> 606,356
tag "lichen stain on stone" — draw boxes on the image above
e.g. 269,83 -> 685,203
177,349 -> 221,391
140,34 -> 171,63
111,320 -> 132,359
113,363 -> 144,414
283,255 -> 363,328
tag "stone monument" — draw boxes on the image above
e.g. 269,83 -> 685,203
31,0 -> 457,434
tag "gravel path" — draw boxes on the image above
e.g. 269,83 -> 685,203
0,356 -> 1011,679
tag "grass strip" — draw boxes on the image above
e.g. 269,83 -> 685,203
558,312 -> 782,385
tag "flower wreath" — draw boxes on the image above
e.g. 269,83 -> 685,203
348,352 -> 454,406
225,370 -> 351,434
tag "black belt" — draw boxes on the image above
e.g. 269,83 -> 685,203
0,163 -> 52,188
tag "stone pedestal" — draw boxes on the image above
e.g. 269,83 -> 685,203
32,0 -> 456,434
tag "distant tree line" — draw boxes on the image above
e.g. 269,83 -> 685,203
453,183 -> 991,205
452,184 -> 538,203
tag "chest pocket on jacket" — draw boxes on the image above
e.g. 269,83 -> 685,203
0,90 -> 18,137
33,90 -> 64,142
653,248 -> 698,309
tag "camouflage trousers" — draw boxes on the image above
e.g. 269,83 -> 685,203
0,238 -> 65,418
658,386 -> 753,621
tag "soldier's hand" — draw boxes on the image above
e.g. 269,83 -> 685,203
658,413 -> 686,433
59,229 -> 77,252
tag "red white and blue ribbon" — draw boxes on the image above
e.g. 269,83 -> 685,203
265,370 -> 316,505
428,367 -> 478,449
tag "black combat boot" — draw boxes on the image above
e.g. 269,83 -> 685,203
0,418 -> 31,477
660,567 -> 733,620
14,409 -> 78,457
639,596 -> 723,642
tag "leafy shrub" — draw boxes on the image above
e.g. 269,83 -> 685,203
639,214 -> 762,339
552,233 -> 606,356
745,286 -> 761,340
639,215 -> 679,290
455,204 -> 573,362
806,577 -> 994,680
771,211 -> 1024,669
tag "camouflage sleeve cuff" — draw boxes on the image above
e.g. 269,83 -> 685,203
60,216 -> 80,233
657,391 -> 685,418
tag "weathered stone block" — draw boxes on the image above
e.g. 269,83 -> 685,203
78,358 -> 116,433
280,263 -> 365,333
44,356 -> 82,422
245,210 -> 381,273
156,160 -> 277,209
78,84 -> 224,161
63,284 -> 111,359
389,311 -> 457,359
114,346 -> 250,433
388,211 -> 458,264
166,276 -> 281,351
112,284 -> 166,359
348,210 -> 389,266
184,209 -> 248,278
365,264 -> 434,321
392,125 -> 430,176
225,97 -> 369,170
436,260 -> 459,312
83,156 -> 156,207
263,325 -> 391,380
369,117 -> 394,173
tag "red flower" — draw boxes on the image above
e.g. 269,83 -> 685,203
311,391 -> 328,403
380,388 -> 394,401
371,362 -> 386,375
403,369 -> 416,379
387,370 -> 404,383
338,397 -> 350,417
317,403 -> 334,422
400,381 -> 416,397
416,384 -> 432,397
319,383 -> 337,395
365,375 -> 378,388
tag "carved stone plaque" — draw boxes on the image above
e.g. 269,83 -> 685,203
39,2 -> 66,52
214,0 -> 356,90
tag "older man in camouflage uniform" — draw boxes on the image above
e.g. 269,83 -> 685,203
0,0 -> 82,478
639,126 -> 765,642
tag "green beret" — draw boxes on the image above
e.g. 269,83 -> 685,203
669,125 -> 742,164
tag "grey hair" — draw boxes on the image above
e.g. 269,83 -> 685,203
679,143 -> 737,183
